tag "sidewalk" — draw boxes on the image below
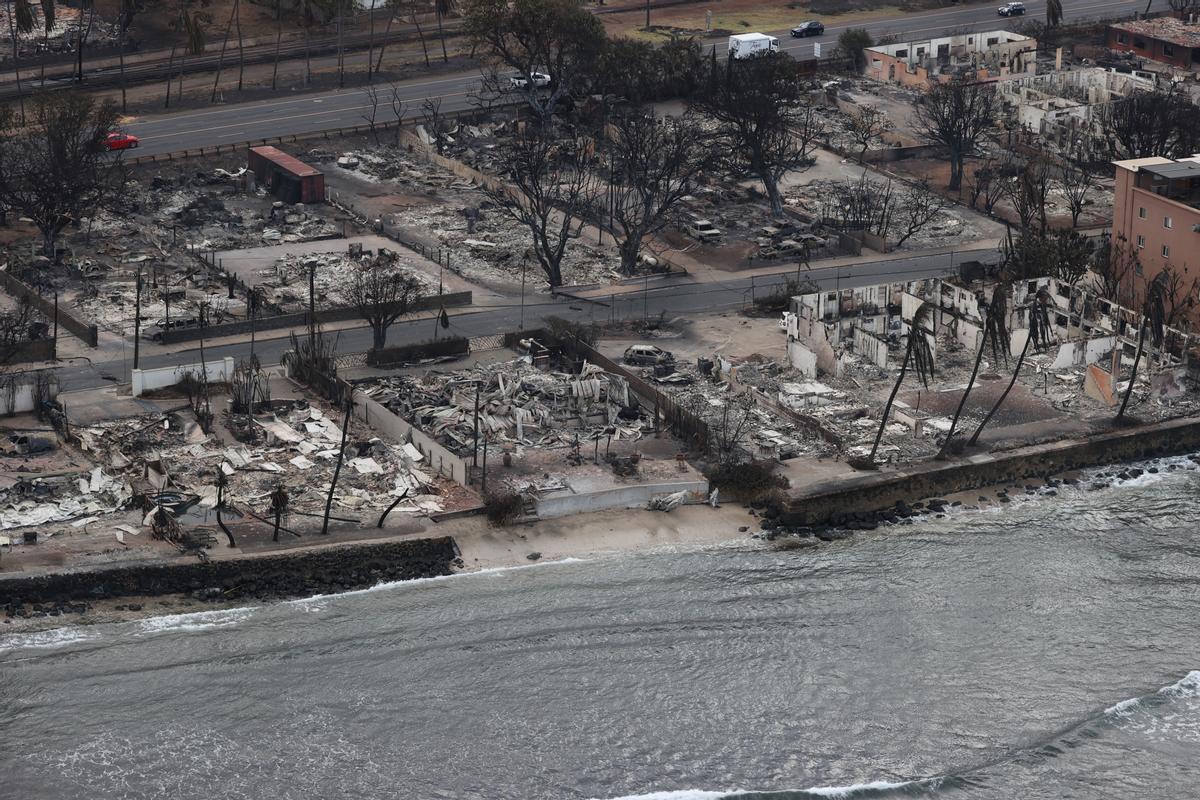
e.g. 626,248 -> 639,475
565,238 -> 1003,300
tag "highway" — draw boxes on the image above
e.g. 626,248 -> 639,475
122,0 -> 1161,157
57,247 -> 996,393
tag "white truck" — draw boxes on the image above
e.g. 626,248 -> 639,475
728,33 -> 780,59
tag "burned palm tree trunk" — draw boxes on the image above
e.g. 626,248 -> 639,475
1117,319 -> 1148,420
940,287 -> 1008,457
1117,271 -> 1166,420
269,484 -> 288,543
321,396 -> 354,535
866,302 -> 935,466
969,286 -> 1051,446
216,472 -> 236,547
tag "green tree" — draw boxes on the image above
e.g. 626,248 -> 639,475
838,28 -> 873,71
465,0 -> 605,125
690,52 -> 822,216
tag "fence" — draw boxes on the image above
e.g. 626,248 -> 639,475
156,290 -> 472,345
0,270 -> 98,347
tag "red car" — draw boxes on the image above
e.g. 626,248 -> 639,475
104,132 -> 139,151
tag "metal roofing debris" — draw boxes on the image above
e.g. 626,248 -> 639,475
1110,17 -> 1200,49
359,358 -> 644,456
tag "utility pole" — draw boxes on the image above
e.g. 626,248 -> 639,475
473,383 -> 481,469
133,267 -> 142,370
645,0 -> 651,29
519,258 -> 527,329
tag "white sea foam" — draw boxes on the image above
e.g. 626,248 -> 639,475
0,625 -> 98,652
1159,670 -> 1200,697
135,606 -> 259,634
802,780 -> 913,797
287,557 -> 589,609
587,791 -> 734,800
1105,670 -> 1200,716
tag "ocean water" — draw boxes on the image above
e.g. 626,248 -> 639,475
3,458 -> 1200,799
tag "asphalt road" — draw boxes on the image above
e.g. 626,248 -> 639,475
57,247 -> 996,393
122,0 -> 1161,157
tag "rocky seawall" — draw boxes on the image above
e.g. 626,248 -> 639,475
1,537 -> 460,620
780,416 -> 1200,532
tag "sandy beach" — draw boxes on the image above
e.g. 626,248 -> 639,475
1,504 -> 758,635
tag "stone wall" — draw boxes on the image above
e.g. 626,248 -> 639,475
0,537 -> 459,606
782,416 -> 1200,528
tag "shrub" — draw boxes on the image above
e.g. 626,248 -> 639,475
838,28 -> 873,70
705,460 -> 787,502
544,316 -> 598,348
484,491 -> 525,527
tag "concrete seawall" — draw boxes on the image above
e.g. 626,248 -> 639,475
0,537 -> 459,607
783,416 -> 1200,528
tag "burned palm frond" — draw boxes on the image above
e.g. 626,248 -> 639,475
1117,270 -> 1170,420
1027,286 -> 1055,353
862,301 -> 936,469
984,284 -> 1011,366
908,301 -> 936,389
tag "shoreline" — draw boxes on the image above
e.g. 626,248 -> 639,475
7,412 -> 1200,637
0,505 -> 757,635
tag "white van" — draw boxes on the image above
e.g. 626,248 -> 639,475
728,33 -> 780,59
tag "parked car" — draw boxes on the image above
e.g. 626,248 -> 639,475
104,132 -> 139,151
624,344 -> 675,367
143,315 -> 200,341
997,2 -> 1025,15
685,218 -> 722,242
509,72 -> 551,90
790,21 -> 825,37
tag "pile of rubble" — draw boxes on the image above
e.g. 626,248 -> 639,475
332,140 -> 627,289
49,402 -> 453,532
359,358 -> 645,457
260,248 -> 439,310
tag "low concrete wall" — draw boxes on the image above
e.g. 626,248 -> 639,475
536,480 -> 709,519
157,291 -> 472,345
862,143 -> 947,163
782,415 -> 1200,528
0,537 -> 459,606
0,368 -> 58,415
352,389 -> 470,486
133,357 -> 235,397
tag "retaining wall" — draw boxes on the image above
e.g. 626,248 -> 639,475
782,416 -> 1200,528
0,537 -> 459,606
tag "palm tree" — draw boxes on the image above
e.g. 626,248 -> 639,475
969,285 -> 1054,446
320,395 -> 354,534
269,484 -> 289,542
215,471 -> 236,547
863,301 -> 936,467
1046,0 -> 1064,27
939,284 -> 1009,457
1116,270 -> 1168,420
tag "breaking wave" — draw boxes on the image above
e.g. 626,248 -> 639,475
590,778 -> 917,800
287,557 -> 589,609
135,606 -> 260,634
0,626 -> 100,653
1105,670 -> 1200,717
